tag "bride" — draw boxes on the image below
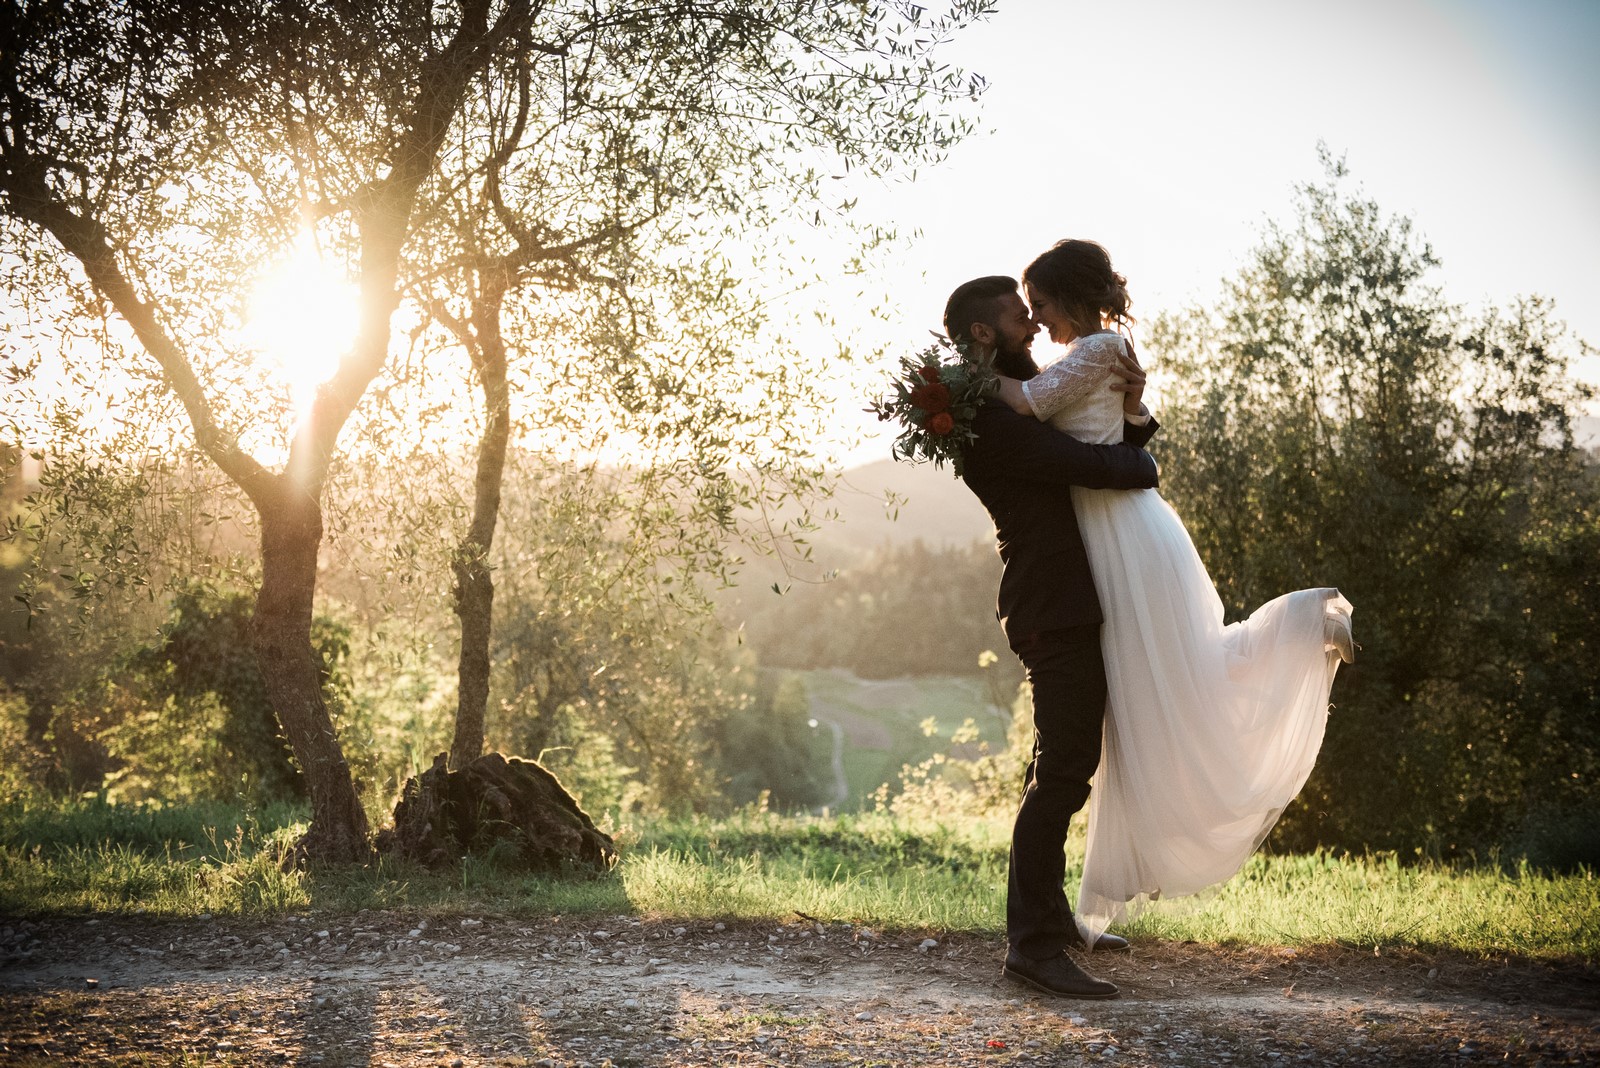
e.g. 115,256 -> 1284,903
997,239 -> 1354,942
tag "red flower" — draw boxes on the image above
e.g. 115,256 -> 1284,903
916,365 -> 942,384
909,382 -> 952,414
929,411 -> 955,435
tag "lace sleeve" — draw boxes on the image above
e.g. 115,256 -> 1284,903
1020,334 -> 1123,422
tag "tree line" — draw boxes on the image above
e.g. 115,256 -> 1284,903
0,457 -> 837,818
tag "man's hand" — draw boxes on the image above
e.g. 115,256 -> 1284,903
1108,338 -> 1147,417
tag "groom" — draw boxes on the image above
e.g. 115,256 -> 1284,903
947,275 -> 1159,1000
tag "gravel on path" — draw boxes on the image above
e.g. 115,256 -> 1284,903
2,914 -> 1595,1066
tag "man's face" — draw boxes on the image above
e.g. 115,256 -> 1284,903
990,292 -> 1039,361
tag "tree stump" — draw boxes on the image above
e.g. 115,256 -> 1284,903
377,752 -> 616,873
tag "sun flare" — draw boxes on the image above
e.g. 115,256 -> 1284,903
244,234 -> 359,422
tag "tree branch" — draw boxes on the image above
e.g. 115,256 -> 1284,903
307,0 -> 534,465
0,152 -> 274,503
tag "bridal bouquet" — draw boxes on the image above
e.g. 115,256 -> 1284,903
868,337 -> 996,477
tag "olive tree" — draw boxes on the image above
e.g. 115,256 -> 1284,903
401,4 -> 992,769
1149,151 -> 1599,854
0,0 -> 991,858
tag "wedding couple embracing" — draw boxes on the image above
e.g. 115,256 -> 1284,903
946,240 -> 1355,999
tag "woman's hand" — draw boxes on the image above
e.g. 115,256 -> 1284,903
996,376 -> 1034,416
1109,338 -> 1148,417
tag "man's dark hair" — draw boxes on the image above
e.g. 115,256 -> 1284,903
943,274 -> 1037,380
942,275 -> 1018,345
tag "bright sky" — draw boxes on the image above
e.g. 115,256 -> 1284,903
833,0 -> 1600,465
7,0 -> 1593,470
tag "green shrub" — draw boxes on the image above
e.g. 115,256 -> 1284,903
879,682 -> 1032,822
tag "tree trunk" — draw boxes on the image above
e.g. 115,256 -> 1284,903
449,291 -> 511,769
379,752 -> 615,873
449,538 -> 495,768
255,481 -> 370,862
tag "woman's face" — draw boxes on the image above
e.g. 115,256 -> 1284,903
1025,286 -> 1077,345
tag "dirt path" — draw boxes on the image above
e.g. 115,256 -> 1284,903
1,914 -> 1595,1066
810,716 -> 852,809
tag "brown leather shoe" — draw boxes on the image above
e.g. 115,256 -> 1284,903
1003,949 -> 1119,999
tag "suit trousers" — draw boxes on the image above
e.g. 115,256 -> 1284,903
1007,623 -> 1108,960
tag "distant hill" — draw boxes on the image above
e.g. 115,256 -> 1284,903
732,408 -> 1600,606
807,411 -> 1599,563
813,458 -> 993,561
719,456 -> 993,606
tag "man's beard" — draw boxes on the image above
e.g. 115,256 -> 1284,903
993,340 -> 1039,381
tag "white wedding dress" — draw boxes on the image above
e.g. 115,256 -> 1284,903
1021,332 -> 1352,941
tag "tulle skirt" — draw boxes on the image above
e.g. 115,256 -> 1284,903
1069,486 -> 1349,942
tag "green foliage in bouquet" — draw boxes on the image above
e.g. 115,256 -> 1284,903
869,339 -> 997,477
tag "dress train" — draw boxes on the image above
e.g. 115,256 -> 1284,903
1071,486 -> 1350,942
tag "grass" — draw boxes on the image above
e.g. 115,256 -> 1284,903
1120,848 -> 1598,958
1,796 -> 1595,961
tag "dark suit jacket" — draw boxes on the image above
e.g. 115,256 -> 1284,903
960,401 -> 1160,645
